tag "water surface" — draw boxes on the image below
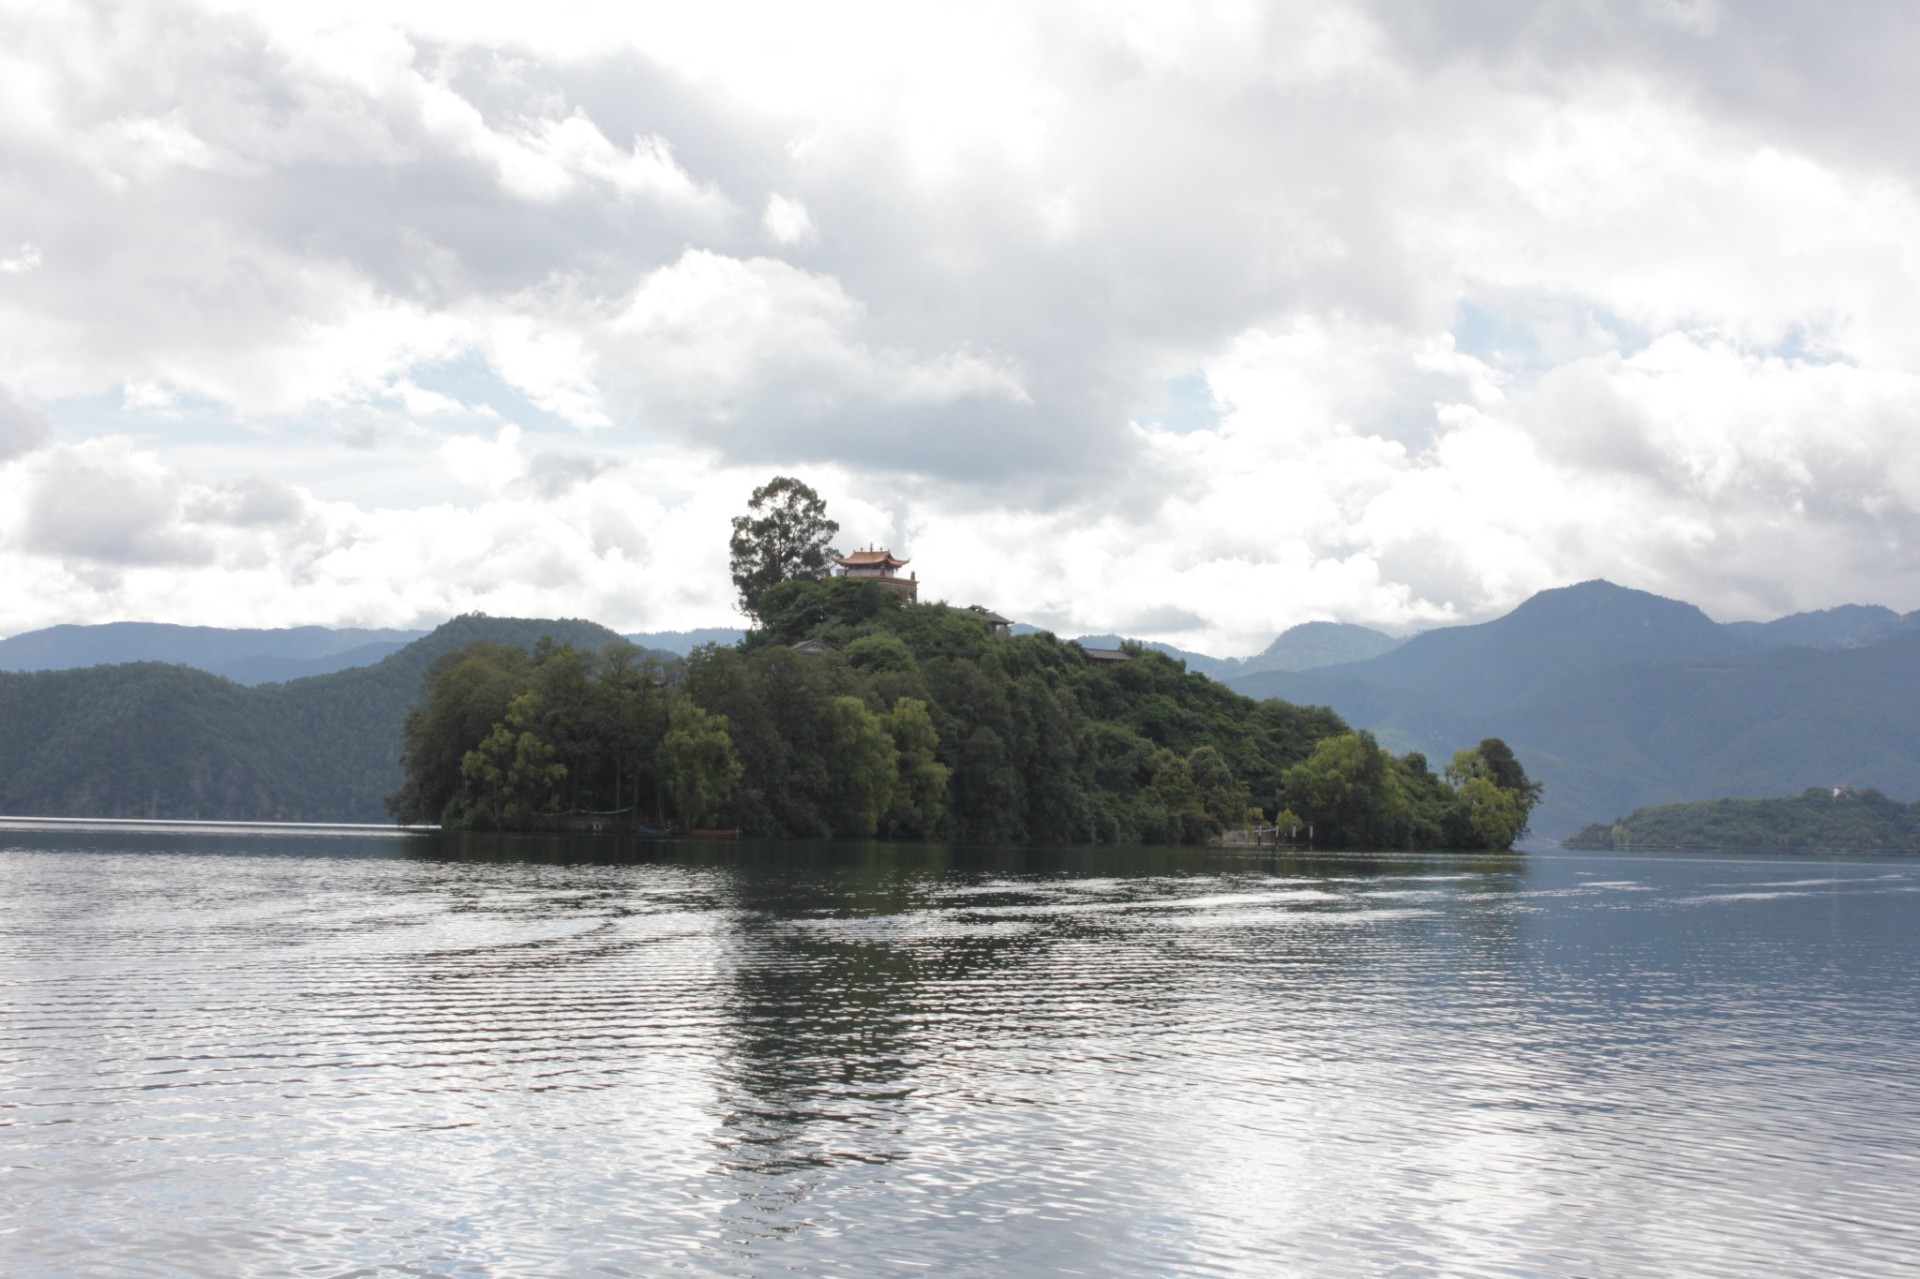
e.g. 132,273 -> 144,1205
3,822 -> 1917,1276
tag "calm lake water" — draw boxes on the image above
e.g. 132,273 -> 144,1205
2,822 -> 1917,1277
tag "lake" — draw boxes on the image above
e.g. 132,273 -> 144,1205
2,821 -> 1917,1277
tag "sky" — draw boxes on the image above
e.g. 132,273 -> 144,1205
5,0 -> 1920,656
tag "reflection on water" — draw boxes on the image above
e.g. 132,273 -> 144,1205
2,822 -> 1917,1276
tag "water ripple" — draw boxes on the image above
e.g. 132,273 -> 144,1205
1,834 -> 1917,1276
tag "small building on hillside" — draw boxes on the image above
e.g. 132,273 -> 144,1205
966,605 -> 1013,638
1080,645 -> 1132,665
836,548 -> 918,603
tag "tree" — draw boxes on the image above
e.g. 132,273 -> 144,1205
729,476 -> 841,622
824,695 -> 898,837
883,697 -> 950,838
447,691 -> 567,828
1281,730 -> 1409,848
1446,738 -> 1543,845
1455,774 -> 1525,849
387,642 -> 532,824
659,701 -> 743,827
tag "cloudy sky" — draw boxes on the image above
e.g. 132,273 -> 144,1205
4,0 -> 1920,654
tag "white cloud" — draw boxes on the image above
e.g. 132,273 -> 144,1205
762,193 -> 815,245
0,387 -> 54,462
5,1 -> 1920,644
0,243 -> 41,273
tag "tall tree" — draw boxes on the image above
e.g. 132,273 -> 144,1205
659,702 -> 744,827
729,476 -> 841,622
883,697 -> 950,838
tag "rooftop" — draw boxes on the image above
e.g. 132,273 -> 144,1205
836,549 -> 909,570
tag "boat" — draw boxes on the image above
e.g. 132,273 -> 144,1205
686,827 -> 742,839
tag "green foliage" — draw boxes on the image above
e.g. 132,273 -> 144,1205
1275,732 -> 1535,849
379,596 -> 1532,845
824,695 -> 897,837
883,698 -> 949,838
728,476 -> 841,622
658,702 -> 743,827
1566,787 -> 1920,852
1281,730 -> 1410,849
446,692 -> 569,829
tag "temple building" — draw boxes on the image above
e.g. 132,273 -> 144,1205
966,604 -> 1012,638
835,548 -> 918,603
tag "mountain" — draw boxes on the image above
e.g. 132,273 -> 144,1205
1229,581 -> 1920,835
624,627 -> 746,654
1049,622 -> 1403,681
1725,604 -> 1920,652
0,615 -> 626,822
1237,621 -> 1405,675
0,622 -> 427,685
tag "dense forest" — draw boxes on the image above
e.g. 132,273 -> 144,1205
390,574 -> 1543,848
1565,788 -> 1920,853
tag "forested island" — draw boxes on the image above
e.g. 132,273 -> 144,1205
1565,787 -> 1920,853
387,478 -> 1542,848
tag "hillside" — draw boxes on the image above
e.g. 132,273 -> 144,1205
0,616 -> 625,821
1229,581 -> 1920,835
624,627 -> 746,654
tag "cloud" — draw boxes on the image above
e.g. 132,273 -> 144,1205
190,476 -> 309,528
762,194 -> 815,245
0,388 -> 54,462
21,440 -> 214,566
4,2 -> 1920,645
592,249 -> 1039,473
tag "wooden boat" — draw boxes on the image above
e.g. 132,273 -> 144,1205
685,827 -> 742,839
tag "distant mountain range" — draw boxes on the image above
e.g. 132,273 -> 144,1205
0,620 -> 742,683
1230,581 -> 1920,835
0,622 -> 428,685
624,627 -> 747,655
1049,620 -> 1404,679
0,619 -> 1387,683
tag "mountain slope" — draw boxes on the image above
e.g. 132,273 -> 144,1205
1238,622 -> 1405,675
0,622 -> 428,684
1228,581 -> 1920,834
0,615 -> 626,821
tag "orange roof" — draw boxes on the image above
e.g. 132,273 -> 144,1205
836,549 -> 909,569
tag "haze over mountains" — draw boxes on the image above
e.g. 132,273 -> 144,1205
0,619 -> 1399,684
1230,582 -> 1920,834
0,622 -> 741,683
4,582 -> 1918,836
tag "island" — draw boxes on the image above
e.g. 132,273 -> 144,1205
1565,786 -> 1920,853
389,477 -> 1544,849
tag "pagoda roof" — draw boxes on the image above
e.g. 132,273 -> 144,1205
836,549 -> 909,569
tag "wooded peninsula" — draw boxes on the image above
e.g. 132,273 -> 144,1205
387,477 -> 1542,848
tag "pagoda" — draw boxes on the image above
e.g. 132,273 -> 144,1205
835,548 -> 918,603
